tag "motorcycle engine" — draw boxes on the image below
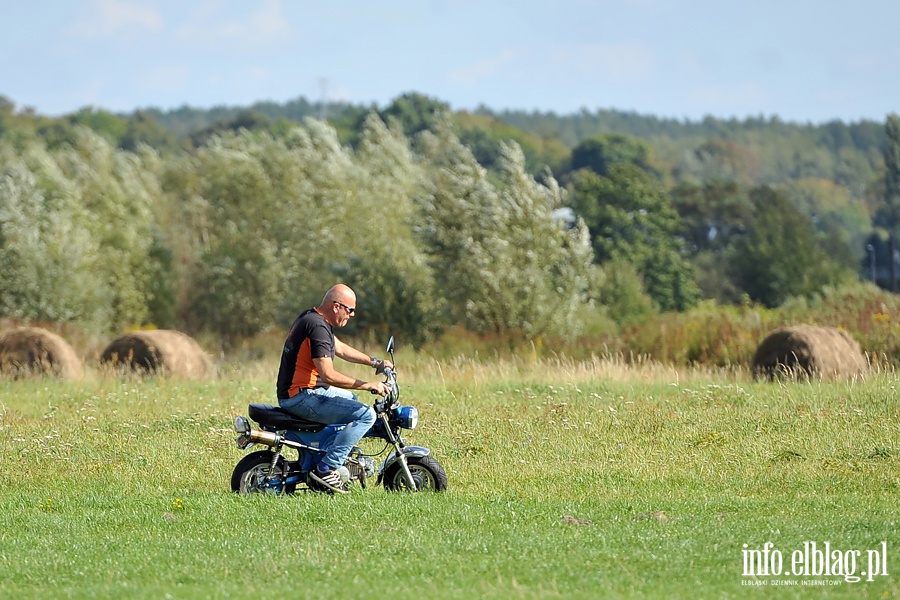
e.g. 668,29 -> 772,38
345,455 -> 377,481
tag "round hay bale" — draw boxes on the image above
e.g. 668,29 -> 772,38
752,325 -> 867,381
100,330 -> 212,377
0,327 -> 83,379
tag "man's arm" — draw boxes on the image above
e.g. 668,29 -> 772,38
334,337 -> 374,366
334,337 -> 394,370
313,356 -> 388,395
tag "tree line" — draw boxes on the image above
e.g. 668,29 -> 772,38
0,92 -> 898,350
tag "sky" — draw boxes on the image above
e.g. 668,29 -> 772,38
2,0 -> 899,124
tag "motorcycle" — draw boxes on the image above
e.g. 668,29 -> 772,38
230,336 -> 447,494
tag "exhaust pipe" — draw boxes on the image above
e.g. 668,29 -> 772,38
235,428 -> 282,449
247,429 -> 281,446
234,415 -> 283,449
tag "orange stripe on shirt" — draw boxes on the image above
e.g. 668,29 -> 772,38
288,338 -> 319,397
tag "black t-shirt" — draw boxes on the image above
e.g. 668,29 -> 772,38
276,308 -> 335,399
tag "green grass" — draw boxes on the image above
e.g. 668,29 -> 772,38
0,359 -> 898,599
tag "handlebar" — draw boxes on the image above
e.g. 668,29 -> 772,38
372,366 -> 399,413
371,338 -> 398,412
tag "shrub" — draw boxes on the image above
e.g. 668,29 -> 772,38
617,283 -> 900,368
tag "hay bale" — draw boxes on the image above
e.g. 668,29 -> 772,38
0,327 -> 83,379
752,325 -> 867,381
100,330 -> 212,377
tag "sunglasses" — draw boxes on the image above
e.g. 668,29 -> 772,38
334,301 -> 356,315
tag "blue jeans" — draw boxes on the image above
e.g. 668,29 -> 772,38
279,386 -> 376,471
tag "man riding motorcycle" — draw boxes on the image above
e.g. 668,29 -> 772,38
276,284 -> 393,493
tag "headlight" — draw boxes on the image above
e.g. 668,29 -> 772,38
396,406 -> 418,430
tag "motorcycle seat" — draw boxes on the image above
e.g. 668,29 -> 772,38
248,403 -> 326,432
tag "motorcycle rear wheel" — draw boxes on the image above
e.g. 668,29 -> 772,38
231,450 -> 296,494
383,455 -> 448,491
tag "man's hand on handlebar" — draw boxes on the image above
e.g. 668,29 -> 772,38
363,380 -> 391,396
372,358 -> 394,374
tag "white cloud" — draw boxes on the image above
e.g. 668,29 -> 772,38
553,41 -> 655,81
176,0 -> 292,50
73,79 -> 106,109
67,0 -> 163,38
325,84 -> 351,103
675,50 -> 707,78
136,64 -> 192,92
686,82 -> 770,114
839,51 -> 882,73
449,49 -> 521,86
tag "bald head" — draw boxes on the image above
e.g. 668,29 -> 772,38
322,284 -> 355,306
319,284 -> 357,327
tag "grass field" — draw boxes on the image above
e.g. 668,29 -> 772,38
0,354 -> 897,599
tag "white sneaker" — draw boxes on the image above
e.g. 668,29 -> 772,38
309,468 -> 349,494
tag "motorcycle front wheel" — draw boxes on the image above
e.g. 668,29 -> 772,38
231,450 -> 296,494
383,455 -> 448,492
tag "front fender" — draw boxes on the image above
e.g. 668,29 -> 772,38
376,446 -> 431,480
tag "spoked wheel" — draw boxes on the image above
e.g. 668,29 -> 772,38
231,450 -> 296,495
383,456 -> 448,491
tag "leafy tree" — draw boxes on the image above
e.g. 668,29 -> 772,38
119,111 -> 177,152
326,103 -> 374,146
417,123 -> 593,338
271,118 -> 374,313
875,113 -> 900,291
834,146 -> 876,197
175,135 -> 281,341
571,164 -> 699,312
333,113 -> 439,346
569,133 -> 658,178
54,128 -> 164,329
38,108 -> 130,150
727,187 -> 853,307
777,178 -> 869,273
689,250 -> 744,304
333,255 -> 435,347
187,110 -> 274,148
861,231 -> 889,286
144,230 -> 177,328
671,180 -> 753,254
36,120 -> 81,149
0,146 -> 109,326
68,107 -> 128,144
454,111 -> 569,175
593,258 -> 657,324
0,128 -> 166,330
486,105 -> 885,197
5,91 -> 898,347
172,116 -> 439,346
378,92 -> 450,137
675,138 -> 762,186
188,231 -> 280,346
